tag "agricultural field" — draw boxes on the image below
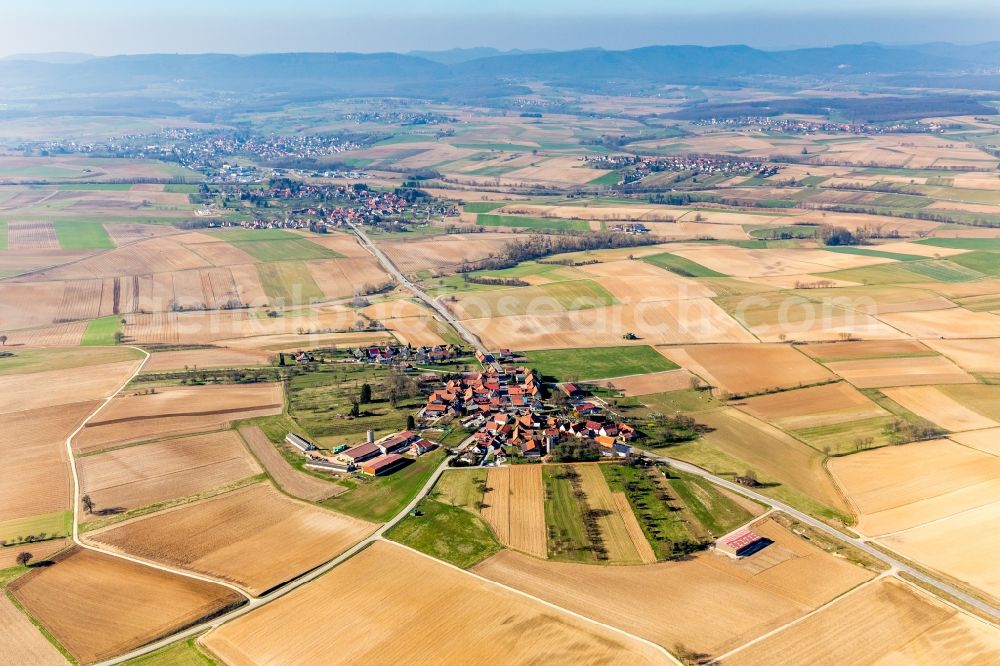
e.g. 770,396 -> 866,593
74,383 -> 283,452
238,425 -> 344,501
8,547 -> 243,665
480,464 -> 547,559
202,540 -> 665,665
724,578 -> 1000,665
90,482 -> 375,595
660,344 -> 834,396
77,430 -> 263,517
521,345 -> 678,381
475,517 -> 873,660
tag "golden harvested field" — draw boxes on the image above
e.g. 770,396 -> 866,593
141,347 -> 272,372
0,593 -> 67,666
924,338 -> 1000,374
0,401 -> 97,524
879,308 -> 1000,339
724,578 -> 1000,665
91,483 -> 374,595
951,427 -> 1000,456
883,385 -> 999,432
0,359 -> 140,414
659,344 -> 834,396
238,426 -> 345,501
576,465 -> 644,563
881,502 -> 1000,602
306,257 -> 391,299
475,518 -> 872,658
613,492 -> 657,564
202,540 -> 665,666
74,383 -> 283,452
595,368 -> 698,396
824,355 -> 976,388
798,338 -> 932,361
464,299 -> 755,350
481,465 -> 547,558
829,438 -> 1000,536
8,547 -> 243,665
737,381 -> 886,430
78,430 -> 263,513
694,408 -> 849,515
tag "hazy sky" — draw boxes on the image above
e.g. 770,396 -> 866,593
5,0 -> 998,56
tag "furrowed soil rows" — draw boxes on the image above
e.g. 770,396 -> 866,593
481,465 -> 547,558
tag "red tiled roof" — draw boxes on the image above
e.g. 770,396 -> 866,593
720,529 -> 763,551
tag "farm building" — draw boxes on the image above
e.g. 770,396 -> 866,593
412,439 -> 436,456
286,433 -> 317,452
304,456 -> 354,473
378,430 -> 420,455
342,442 -> 381,463
360,454 -> 408,476
716,528 -> 771,558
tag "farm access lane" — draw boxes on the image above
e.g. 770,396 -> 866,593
348,223 -> 501,370
638,448 -> 1000,624
96,448 -> 460,666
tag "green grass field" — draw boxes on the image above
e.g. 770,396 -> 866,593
232,238 -> 341,262
325,449 -> 446,522
462,201 -> 508,214
81,316 -> 123,346
747,225 -> 817,240
538,279 -> 617,310
0,347 -> 142,376
917,238 -> 1000,251
163,184 -> 202,194
542,465 -> 597,562
587,171 -> 621,186
601,464 -> 696,560
433,468 -> 488,510
121,637 -> 217,666
53,220 -> 114,249
386,498 -> 501,568
477,213 -> 590,232
523,345 -> 678,381
822,259 -> 983,284
256,261 -> 325,304
666,470 -> 754,537
0,510 -> 72,543
792,415 -> 896,455
0,220 -> 7,250
641,252 -> 726,278
947,251 -> 1000,276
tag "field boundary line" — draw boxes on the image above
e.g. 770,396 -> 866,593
713,575 -> 885,662
388,539 -> 682,665
871,494 -> 1000,540
62,345 -> 252,600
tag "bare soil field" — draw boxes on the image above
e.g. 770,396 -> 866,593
91,483 -> 374,595
27,235 -> 212,281
576,465 -> 644,563
824,355 -> 976,388
141,347 -> 273,372
881,501 -> 1000,603
671,245 -> 889,278
579,259 -> 717,303
0,401 -> 97,525
879,308 -> 1000,339
0,248 -> 95,278
238,426 -> 344,501
481,465 -> 547,558
0,281 -> 68,329
0,593 -> 67,666
378,233 -> 514,274
0,322 -> 87,346
0,538 -> 68,568
798,339 -> 932,361
883,385 -> 999,432
7,221 -> 59,250
737,381 -> 887,430
595,368 -> 698,396
474,517 -> 872,658
8,547 -> 243,665
102,222 -> 176,245
829,438 -> 1000,536
951,427 -> 1000,456
463,299 -> 755,350
924,338 -> 1000,374
74,383 -> 283,452
724,578 -> 1000,665
78,430 -> 262,513
306,257 -> 390,299
298,231 -> 368,257
659,344 -> 834,396
0,359 -> 140,414
202,540 -> 664,665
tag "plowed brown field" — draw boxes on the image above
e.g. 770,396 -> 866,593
8,547 -> 243,665
91,483 -> 374,595
481,465 -> 547,558
202,540 -> 665,665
